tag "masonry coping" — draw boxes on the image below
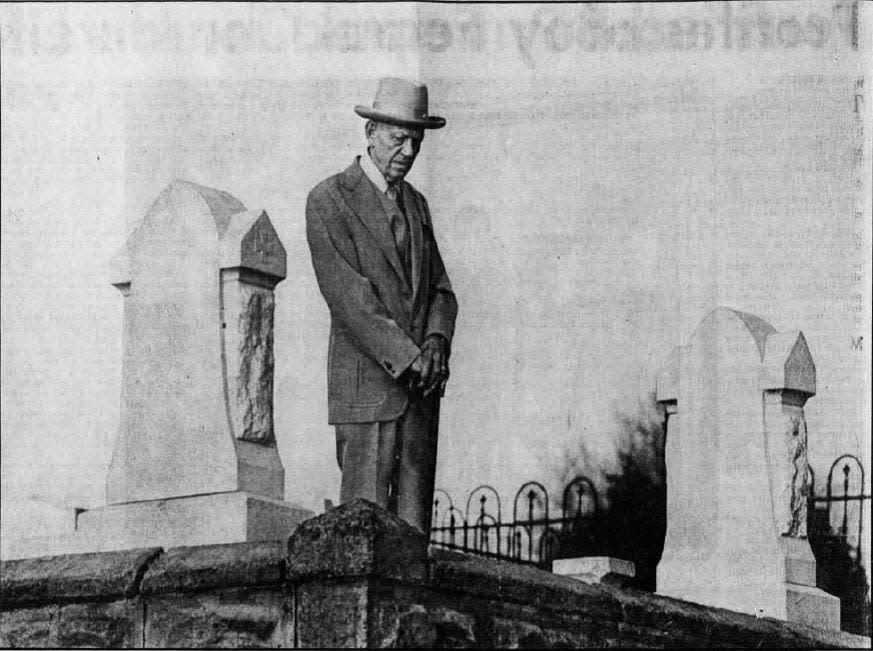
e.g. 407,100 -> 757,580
0,547 -> 161,609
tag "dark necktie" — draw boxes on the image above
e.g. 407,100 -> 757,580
386,184 -> 411,283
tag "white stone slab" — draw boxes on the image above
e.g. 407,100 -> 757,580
553,557 -> 635,587
0,500 -> 83,559
1,492 -> 313,559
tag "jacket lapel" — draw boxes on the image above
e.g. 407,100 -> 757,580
339,158 -> 410,291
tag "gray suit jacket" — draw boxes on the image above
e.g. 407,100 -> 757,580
306,158 -> 458,424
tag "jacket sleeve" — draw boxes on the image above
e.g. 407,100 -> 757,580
422,198 -> 458,346
306,185 -> 421,380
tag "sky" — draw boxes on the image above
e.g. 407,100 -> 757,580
1,3 -> 870,555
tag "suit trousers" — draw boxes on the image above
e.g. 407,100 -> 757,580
335,400 -> 438,533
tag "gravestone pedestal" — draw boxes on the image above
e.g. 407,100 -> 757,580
655,308 -> 839,629
74,493 -> 311,553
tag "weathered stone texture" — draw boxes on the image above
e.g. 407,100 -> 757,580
0,601 -> 142,649
0,605 -> 55,648
141,541 -> 290,648
392,604 -> 476,648
145,589 -> 289,648
491,617 -> 549,648
1,503 -> 870,648
57,600 -> 142,648
427,547 -> 623,622
0,547 -> 160,608
140,541 -> 285,594
295,581 -> 368,649
286,499 -> 428,583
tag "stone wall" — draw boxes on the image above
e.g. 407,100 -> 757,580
1,501 -> 868,649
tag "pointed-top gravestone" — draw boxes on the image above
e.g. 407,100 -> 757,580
62,181 -> 311,553
0,181 -> 312,559
106,180 -> 287,503
655,307 -> 838,630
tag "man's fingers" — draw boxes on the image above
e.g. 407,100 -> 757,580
429,371 -> 449,398
405,356 -> 422,391
424,350 -> 443,397
428,350 -> 444,390
424,351 -> 447,397
417,352 -> 434,390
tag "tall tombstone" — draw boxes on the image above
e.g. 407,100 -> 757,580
73,180 -> 312,552
655,307 -> 839,629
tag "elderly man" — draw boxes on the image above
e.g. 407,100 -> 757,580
305,78 -> 458,532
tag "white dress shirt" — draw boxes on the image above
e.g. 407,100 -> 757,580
360,150 -> 392,194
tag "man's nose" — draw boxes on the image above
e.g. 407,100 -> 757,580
401,138 -> 415,157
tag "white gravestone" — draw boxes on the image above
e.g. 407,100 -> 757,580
655,307 -> 839,629
70,180 -> 311,552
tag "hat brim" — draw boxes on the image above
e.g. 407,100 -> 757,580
355,106 -> 445,129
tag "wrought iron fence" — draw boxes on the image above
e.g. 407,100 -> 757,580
430,475 -> 599,569
807,454 -> 869,558
432,455 -> 870,571
430,454 -> 870,633
807,454 -> 871,636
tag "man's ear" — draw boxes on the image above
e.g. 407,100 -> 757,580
365,120 -> 376,139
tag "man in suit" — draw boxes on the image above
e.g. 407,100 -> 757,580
305,78 -> 458,532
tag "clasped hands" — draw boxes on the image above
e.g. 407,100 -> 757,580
403,334 -> 450,399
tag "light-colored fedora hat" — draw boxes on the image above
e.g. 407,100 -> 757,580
355,77 -> 446,129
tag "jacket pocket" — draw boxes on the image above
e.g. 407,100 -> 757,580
354,357 -> 388,407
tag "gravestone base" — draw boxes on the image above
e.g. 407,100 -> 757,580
786,583 -> 841,631
75,492 -> 313,553
661,580 -> 840,631
1,493 -> 313,560
659,547 -> 840,631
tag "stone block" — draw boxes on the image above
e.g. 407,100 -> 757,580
491,618 -> 548,648
0,606 -> 56,647
391,604 -> 477,648
786,583 -> 841,633
0,547 -> 160,608
427,547 -> 622,622
75,492 -> 312,554
289,502 -> 433,648
1,536 -> 870,650
140,540 -> 286,595
0,499 -> 81,560
286,500 -> 428,583
552,557 -> 636,587
780,536 -> 817,587
295,581 -> 369,649
144,589 -> 290,648
57,600 -> 142,648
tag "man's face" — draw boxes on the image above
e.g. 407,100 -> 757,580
367,121 -> 424,184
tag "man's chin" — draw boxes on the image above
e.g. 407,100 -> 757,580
386,170 -> 409,183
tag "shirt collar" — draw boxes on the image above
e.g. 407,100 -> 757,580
360,150 -> 391,194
